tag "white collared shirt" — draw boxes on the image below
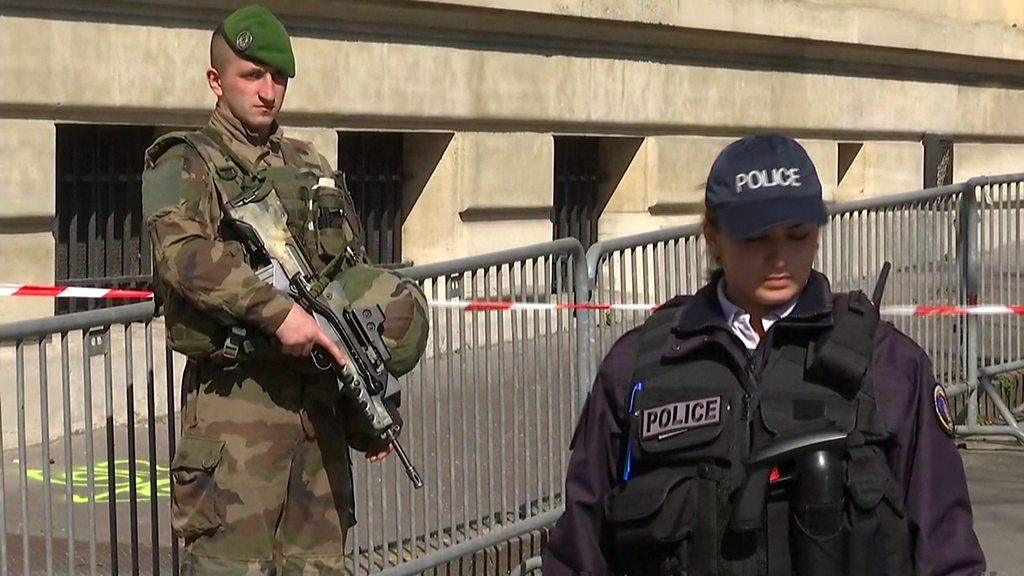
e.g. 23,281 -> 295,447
716,279 -> 799,350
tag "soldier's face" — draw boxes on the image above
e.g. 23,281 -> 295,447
209,56 -> 288,134
706,222 -> 820,316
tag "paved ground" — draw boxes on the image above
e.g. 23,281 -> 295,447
960,439 -> 1024,576
3,430 -> 1022,575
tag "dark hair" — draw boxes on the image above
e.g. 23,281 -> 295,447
210,25 -> 229,72
702,203 -> 720,232
701,204 -> 724,281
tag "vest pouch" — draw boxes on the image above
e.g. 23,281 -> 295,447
790,498 -> 847,575
262,166 -> 318,255
313,178 -> 363,261
606,467 -> 696,557
759,392 -> 857,438
844,446 -> 913,576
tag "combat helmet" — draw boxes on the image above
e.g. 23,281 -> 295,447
336,264 -> 430,377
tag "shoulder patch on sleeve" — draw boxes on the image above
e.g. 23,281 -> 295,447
142,146 -> 188,221
142,144 -> 212,220
933,384 -> 955,437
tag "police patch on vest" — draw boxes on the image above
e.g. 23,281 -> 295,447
933,384 -> 955,437
641,396 -> 722,440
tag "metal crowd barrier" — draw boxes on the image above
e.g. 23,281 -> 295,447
2,175 -> 1024,576
350,238 -> 587,575
820,184 -> 966,387
0,302 -> 178,576
945,174 -> 1024,442
584,222 -> 709,395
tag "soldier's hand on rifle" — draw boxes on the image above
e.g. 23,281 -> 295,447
366,441 -> 395,463
275,302 -> 349,367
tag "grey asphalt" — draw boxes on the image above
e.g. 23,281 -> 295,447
3,427 -> 1023,575
960,440 -> 1024,576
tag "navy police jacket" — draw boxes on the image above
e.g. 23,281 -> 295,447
543,271 -> 985,576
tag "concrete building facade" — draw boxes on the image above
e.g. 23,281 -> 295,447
2,0 -> 1024,322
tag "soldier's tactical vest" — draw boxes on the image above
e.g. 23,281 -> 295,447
145,127 -> 366,362
604,293 -> 914,576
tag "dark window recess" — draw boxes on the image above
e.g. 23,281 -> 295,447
55,125 -> 154,314
338,132 -> 404,266
923,134 -> 954,189
553,136 -> 601,251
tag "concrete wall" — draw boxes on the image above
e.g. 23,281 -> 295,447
4,8 -> 1024,135
2,0 -> 1024,324
419,0 -> 1024,62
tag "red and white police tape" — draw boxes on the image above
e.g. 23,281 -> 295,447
431,299 -> 1024,317
0,284 -> 155,300
3,283 -> 1024,317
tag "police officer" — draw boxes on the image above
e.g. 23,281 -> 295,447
143,5 -> 428,574
542,134 -> 985,575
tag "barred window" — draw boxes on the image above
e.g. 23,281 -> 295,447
923,134 -> 954,189
55,125 -> 154,314
338,132 -> 405,266
553,136 -> 601,251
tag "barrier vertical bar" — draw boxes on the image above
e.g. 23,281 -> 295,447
16,343 -> 30,576
81,332 -> 97,576
0,339 -> 7,576
164,342 -> 180,575
38,339 -> 54,575
60,333 -> 76,576
125,325 -> 140,574
103,329 -> 118,575
145,323 -> 161,576
960,184 -> 981,427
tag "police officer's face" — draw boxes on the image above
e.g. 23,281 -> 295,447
707,222 -> 820,316
209,55 -> 288,134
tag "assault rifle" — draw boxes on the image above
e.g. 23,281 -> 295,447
221,177 -> 423,489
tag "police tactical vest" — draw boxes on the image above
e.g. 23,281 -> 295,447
604,293 -> 914,576
145,128 -> 366,362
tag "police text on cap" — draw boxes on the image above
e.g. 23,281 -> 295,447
735,167 -> 802,193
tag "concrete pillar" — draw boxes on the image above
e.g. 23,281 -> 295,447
836,141 -> 924,201
0,120 -> 56,323
456,132 -> 554,257
954,143 -> 1024,182
402,132 -> 458,266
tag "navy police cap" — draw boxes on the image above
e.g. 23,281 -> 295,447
705,133 -> 828,239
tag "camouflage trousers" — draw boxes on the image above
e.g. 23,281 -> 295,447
170,360 -> 354,575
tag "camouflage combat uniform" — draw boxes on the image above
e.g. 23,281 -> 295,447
145,105 -> 370,575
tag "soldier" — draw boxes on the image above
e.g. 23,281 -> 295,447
143,5 -> 428,574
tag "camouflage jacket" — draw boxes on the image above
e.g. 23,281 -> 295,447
144,106 -> 367,360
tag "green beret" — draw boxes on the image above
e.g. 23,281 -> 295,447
221,5 -> 295,78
